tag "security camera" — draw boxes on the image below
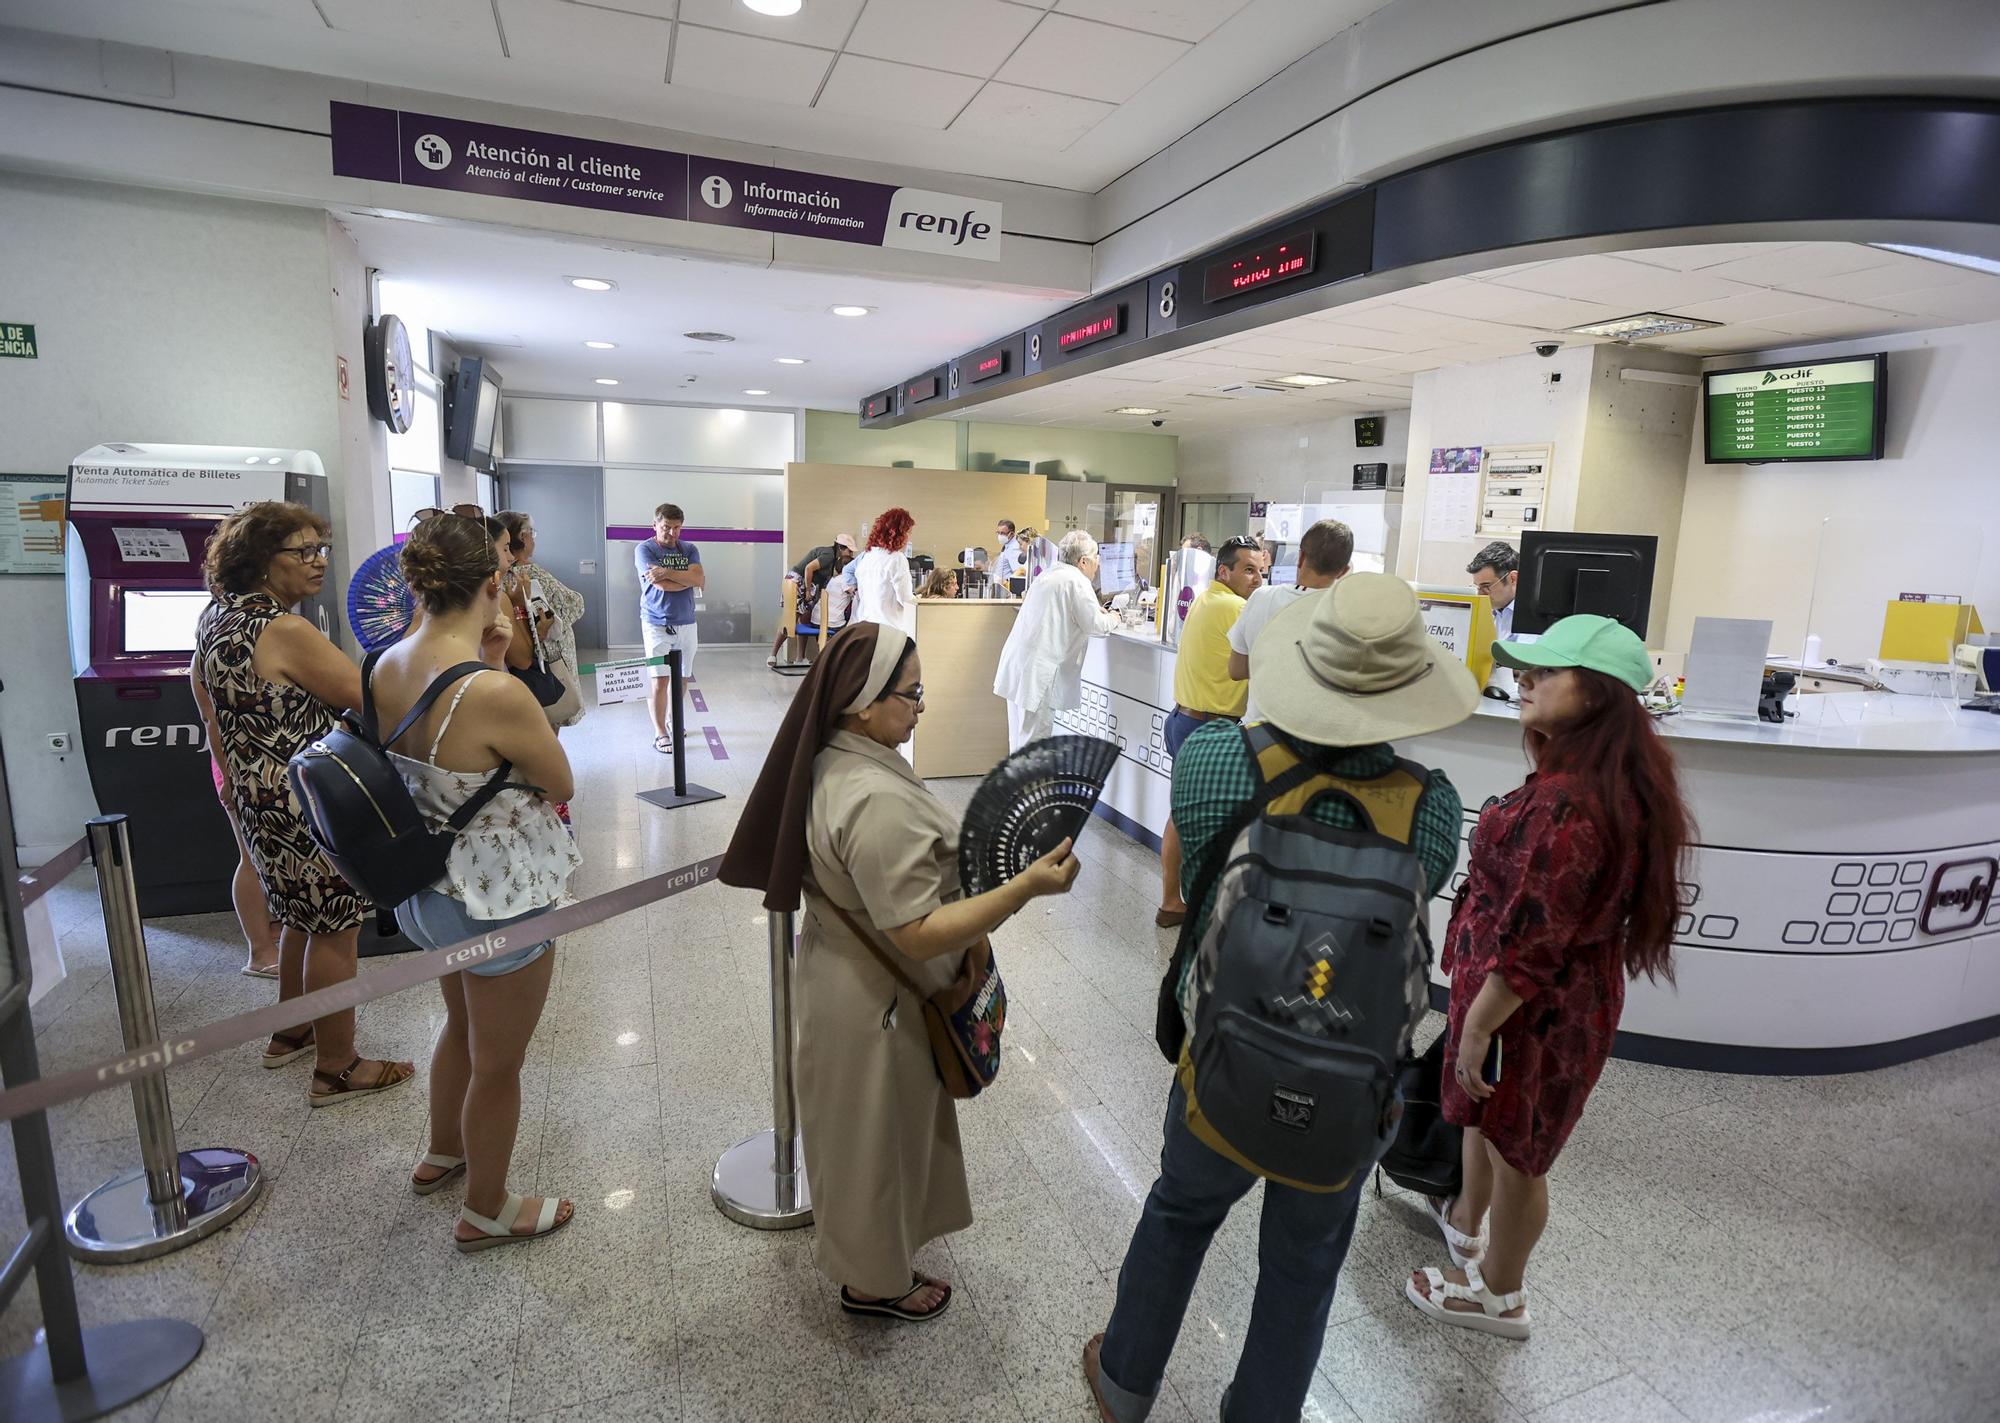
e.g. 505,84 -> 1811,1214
1533,340 -> 1562,358
1150,418 -> 1165,427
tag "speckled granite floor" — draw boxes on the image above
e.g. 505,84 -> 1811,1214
4,647 -> 1997,1422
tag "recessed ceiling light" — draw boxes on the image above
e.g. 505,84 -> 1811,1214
1109,406 -> 1164,416
683,330 -> 735,342
741,0 -> 803,14
584,340 -> 617,350
1870,242 -> 2000,277
1268,373 -> 1347,388
243,456 -> 261,465
1565,312 -> 1719,341
829,305 -> 871,318
774,356 -> 808,365
743,388 -> 771,396
595,377 -> 620,386
567,277 -> 616,292
266,456 -> 283,464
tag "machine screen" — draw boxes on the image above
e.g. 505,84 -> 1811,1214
122,589 -> 210,654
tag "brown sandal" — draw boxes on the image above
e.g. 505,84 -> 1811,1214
261,1026 -> 314,1069
308,1055 -> 415,1107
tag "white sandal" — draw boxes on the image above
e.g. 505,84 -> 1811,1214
1405,1263 -> 1530,1340
410,1153 -> 466,1196
455,1192 -> 572,1253
1425,1194 -> 1486,1268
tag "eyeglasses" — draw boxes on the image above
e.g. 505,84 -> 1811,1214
885,684 -> 925,705
1220,536 -> 1263,554
277,542 -> 332,563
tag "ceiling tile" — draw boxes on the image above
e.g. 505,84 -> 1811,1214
1619,242 -> 1798,272
323,0 -> 502,49
1698,243 -> 1895,287
816,54 -> 982,128
498,0 -> 669,79
1480,254 -> 1662,300
996,13 -> 1189,103
675,0 -> 867,48
950,83 -> 1114,150
1311,301 -> 1463,335
1765,258 -> 1967,304
1756,304 -> 1912,339
669,25 -> 833,105
1581,269 -> 1763,310
1879,283 -> 2000,320
1054,0 -> 1249,43
1672,289 -> 1824,326
846,0 -> 1044,78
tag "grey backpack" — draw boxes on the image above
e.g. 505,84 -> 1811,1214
1162,724 -> 1434,1193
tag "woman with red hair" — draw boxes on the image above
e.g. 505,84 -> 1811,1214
852,507 -> 918,639
1407,615 -> 1692,1341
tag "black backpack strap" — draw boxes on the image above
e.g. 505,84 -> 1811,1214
443,758 -> 543,832
358,647 -> 387,741
1154,722 -> 1326,1062
380,661 -> 492,753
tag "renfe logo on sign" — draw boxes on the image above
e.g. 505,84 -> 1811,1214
883,188 -> 1002,261
1923,857 -> 1996,935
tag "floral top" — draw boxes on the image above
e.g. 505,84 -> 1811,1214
1439,772 -> 1637,1176
391,671 -> 581,920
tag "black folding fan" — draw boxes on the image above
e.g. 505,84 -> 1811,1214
959,735 -> 1120,897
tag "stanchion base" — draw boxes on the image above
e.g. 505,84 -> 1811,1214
65,1149 -> 263,1264
637,783 -> 727,812
0,1318 -> 202,1422
712,1130 -> 812,1230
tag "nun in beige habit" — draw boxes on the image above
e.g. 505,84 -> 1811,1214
721,622 -> 1080,1322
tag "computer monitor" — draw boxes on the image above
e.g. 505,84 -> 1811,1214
1513,531 -> 1658,641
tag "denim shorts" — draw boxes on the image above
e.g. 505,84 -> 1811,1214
396,889 -> 555,978
1165,708 -> 1234,758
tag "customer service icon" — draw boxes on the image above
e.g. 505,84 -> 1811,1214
413,134 -> 451,170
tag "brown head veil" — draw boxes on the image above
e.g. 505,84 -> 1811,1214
720,621 -> 908,910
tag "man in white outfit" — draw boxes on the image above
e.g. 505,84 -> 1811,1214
993,530 -> 1120,751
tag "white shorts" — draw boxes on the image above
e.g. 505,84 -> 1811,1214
642,621 -> 698,680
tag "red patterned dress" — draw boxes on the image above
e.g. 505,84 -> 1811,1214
1440,772 -> 1638,1177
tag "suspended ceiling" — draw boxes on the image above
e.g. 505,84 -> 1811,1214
0,0 -> 1394,190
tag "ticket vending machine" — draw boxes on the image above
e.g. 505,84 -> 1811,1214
66,444 -> 333,916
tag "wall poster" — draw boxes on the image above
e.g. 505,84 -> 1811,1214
0,474 -> 66,574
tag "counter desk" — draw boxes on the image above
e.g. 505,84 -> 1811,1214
1050,627 -> 2000,1073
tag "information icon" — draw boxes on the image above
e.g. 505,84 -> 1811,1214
700,175 -> 733,209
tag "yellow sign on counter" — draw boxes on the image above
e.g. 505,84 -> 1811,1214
1878,600 -> 1984,664
1415,590 -> 1497,687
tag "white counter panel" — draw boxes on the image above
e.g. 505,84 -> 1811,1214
1054,627 -> 1176,848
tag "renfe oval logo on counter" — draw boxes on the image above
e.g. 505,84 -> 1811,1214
1922,857 -> 1996,935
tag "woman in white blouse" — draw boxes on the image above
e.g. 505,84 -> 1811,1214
850,507 -> 918,640
367,513 -> 583,1252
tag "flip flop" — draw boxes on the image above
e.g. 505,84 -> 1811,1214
240,963 -> 280,980
840,1274 -> 952,1323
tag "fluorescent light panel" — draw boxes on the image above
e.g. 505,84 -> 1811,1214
1109,406 -> 1163,416
1267,372 -> 1347,387
1869,243 -> 2000,277
1565,312 -> 1719,340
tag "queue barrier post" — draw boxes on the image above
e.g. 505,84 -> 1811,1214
636,649 -> 724,813
711,910 -> 812,1229
62,816 -> 263,1264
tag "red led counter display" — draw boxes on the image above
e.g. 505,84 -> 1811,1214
863,392 -> 893,420
1056,305 -> 1123,353
1202,231 -> 1318,302
906,374 -> 940,405
971,351 -> 1009,382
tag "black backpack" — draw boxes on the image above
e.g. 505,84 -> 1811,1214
1375,1030 -> 1463,1200
287,651 -> 534,910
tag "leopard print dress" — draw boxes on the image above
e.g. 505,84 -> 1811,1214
194,590 -> 369,934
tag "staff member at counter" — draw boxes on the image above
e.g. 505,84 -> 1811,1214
1157,535 -> 1263,927
993,530 -> 1120,751
1469,540 -> 1520,641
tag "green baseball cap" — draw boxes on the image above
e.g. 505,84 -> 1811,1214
1491,615 -> 1654,691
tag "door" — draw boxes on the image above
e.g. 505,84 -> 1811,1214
498,464 -> 608,651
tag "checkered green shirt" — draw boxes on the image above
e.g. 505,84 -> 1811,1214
1172,719 -> 1466,947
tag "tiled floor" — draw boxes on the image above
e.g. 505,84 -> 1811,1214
4,647 -> 1998,1422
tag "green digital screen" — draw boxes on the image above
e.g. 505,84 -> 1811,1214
1704,355 -> 1884,463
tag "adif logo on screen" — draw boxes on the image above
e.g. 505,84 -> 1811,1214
413,134 -> 453,171
884,189 -> 1002,262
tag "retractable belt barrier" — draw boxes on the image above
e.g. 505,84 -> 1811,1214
17,834 -> 91,911
0,854 -> 725,1125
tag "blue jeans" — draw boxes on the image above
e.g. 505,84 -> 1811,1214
1166,708 -> 1229,758
1097,1082 -> 1369,1423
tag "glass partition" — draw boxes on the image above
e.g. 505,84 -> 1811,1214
1800,516 -> 1988,707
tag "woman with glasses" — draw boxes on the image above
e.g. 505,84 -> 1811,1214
720,622 -> 1080,1322
192,502 -> 414,1104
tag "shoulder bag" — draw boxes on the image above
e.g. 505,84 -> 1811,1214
827,900 -> 1006,1100
525,576 -> 585,728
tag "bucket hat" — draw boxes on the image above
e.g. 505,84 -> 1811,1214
833,533 -> 857,552
1491,615 -> 1652,692
1252,573 -> 1480,747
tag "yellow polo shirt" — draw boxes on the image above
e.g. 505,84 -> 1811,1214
1174,580 -> 1248,717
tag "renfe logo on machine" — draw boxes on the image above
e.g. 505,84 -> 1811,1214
1923,857 -> 1996,935
104,723 -> 207,750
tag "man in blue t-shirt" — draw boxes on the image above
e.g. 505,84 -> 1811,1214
635,501 -> 703,753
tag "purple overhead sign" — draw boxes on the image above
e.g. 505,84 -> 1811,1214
330,102 -> 1000,261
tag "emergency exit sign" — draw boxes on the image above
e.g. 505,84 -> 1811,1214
0,324 -> 37,359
